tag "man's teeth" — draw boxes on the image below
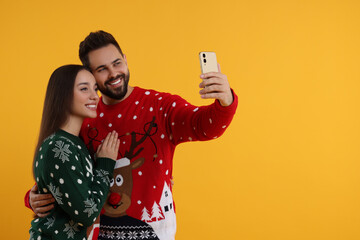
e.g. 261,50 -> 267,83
110,79 -> 121,85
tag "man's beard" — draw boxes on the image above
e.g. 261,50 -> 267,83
99,70 -> 130,100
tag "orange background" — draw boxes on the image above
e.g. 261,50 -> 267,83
1,0 -> 360,239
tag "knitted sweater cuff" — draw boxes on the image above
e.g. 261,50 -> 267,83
95,157 -> 116,178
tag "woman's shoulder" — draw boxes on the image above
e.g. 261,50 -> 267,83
39,130 -> 85,160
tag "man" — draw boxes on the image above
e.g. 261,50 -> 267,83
26,30 -> 238,240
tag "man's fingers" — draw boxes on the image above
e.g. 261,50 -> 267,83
199,84 -> 226,95
37,213 -> 49,218
32,197 -> 55,208
31,184 -> 38,192
200,71 -> 223,80
201,92 -> 222,100
31,194 -> 55,211
199,76 -> 228,89
34,204 -> 54,215
37,212 -> 52,218
32,193 -> 54,202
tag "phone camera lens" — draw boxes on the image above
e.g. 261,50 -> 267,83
202,53 -> 206,58
203,59 -> 207,63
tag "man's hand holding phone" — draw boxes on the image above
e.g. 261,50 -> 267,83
199,52 -> 233,107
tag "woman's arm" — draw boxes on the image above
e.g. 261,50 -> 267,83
39,132 -> 118,226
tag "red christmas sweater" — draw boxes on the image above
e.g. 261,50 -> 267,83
26,86 -> 238,240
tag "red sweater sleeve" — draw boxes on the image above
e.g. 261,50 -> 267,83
158,89 -> 238,145
24,188 -> 32,210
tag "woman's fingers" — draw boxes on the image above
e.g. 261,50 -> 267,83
97,131 -> 119,160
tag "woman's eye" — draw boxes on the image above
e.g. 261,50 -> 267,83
81,88 -> 88,91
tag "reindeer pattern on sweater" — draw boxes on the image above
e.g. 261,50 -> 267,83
80,86 -> 238,240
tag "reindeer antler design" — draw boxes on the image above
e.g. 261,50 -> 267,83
124,117 -> 157,160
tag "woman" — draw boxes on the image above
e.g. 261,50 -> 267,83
29,65 -> 119,240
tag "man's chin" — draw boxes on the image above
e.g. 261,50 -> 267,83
111,90 -> 128,100
99,88 -> 126,100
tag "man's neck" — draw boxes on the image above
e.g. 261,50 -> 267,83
102,86 -> 134,105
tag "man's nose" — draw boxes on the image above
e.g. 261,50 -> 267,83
108,66 -> 118,79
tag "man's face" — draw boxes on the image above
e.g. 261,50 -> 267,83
88,44 -> 130,101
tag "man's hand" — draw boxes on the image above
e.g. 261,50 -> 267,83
30,184 -> 55,217
199,63 -> 233,106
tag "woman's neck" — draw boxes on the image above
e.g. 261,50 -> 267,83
60,115 -> 84,136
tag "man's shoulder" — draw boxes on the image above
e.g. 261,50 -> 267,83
134,86 -> 161,95
134,86 -> 178,100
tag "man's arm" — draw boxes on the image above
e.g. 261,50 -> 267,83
25,184 -> 55,217
158,62 -> 237,145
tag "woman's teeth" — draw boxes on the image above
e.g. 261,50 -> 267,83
86,104 -> 96,109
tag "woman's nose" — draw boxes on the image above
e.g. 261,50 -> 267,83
90,89 -> 99,100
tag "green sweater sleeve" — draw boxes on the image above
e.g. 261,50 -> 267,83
40,139 -> 115,227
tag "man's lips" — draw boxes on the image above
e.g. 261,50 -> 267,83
107,76 -> 123,87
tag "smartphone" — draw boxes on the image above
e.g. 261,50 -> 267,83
199,51 -> 218,74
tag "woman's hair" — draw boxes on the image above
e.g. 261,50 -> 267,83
33,64 -> 89,177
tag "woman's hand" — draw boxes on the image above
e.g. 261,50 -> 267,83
96,131 -> 120,160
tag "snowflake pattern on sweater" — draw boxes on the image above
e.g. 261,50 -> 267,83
30,130 -> 115,240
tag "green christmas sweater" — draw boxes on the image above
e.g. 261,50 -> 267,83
30,130 -> 115,240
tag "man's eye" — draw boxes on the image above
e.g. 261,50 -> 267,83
114,61 -> 121,66
98,68 -> 106,72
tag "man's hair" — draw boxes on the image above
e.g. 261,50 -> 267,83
79,30 -> 124,69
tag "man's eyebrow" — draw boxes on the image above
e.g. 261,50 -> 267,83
95,65 -> 106,71
94,58 -> 121,71
112,58 -> 121,63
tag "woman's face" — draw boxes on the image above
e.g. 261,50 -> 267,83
71,70 -> 99,119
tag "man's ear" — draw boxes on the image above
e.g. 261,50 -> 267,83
123,54 -> 127,63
